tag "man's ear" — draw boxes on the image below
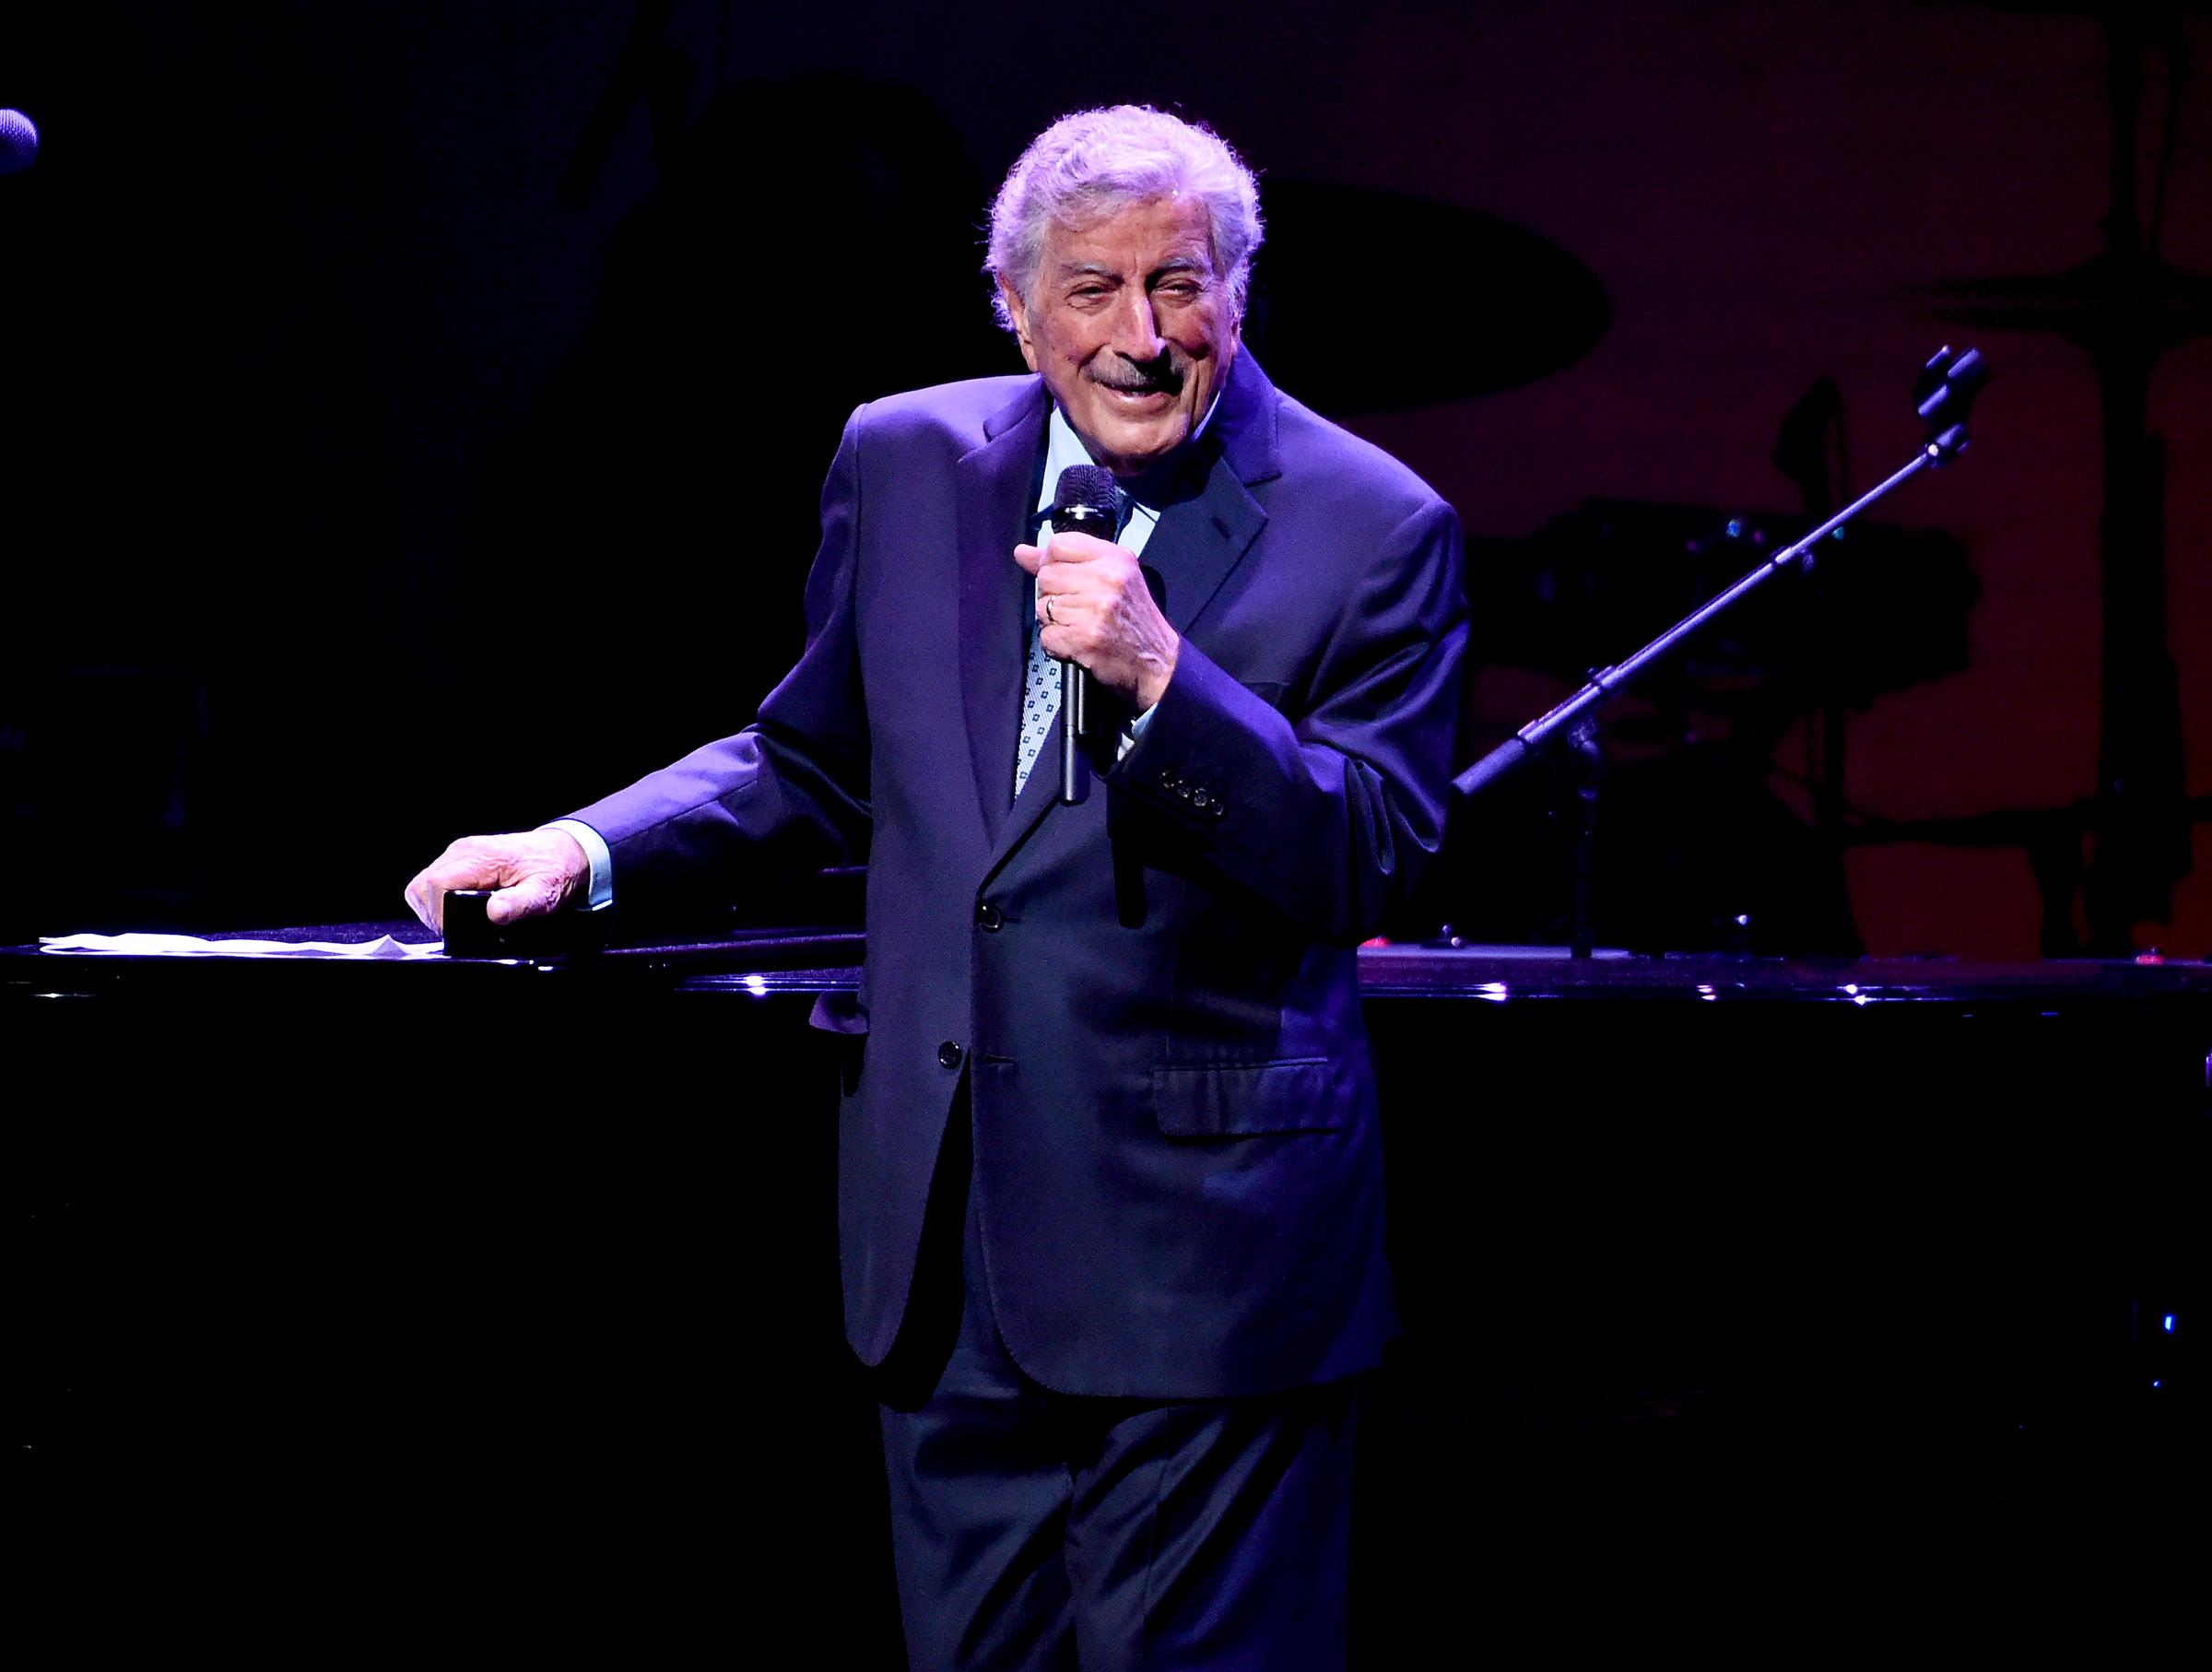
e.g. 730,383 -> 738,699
1000,279 -> 1039,371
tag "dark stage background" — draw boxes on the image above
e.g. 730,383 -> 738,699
4,0 -> 2209,958
7,6 -> 2208,1656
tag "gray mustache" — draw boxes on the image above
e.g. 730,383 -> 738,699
1092,366 -> 1184,395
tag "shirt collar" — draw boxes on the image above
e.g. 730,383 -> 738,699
1036,384 -> 1227,516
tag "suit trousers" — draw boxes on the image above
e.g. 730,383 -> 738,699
876,1094 -> 1359,1671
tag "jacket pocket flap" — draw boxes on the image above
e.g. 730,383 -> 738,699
1150,1058 -> 1338,1137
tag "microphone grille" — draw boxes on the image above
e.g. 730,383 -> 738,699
1053,465 -> 1118,522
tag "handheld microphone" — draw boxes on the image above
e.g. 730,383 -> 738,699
1049,465 -> 1118,804
0,111 -> 40,176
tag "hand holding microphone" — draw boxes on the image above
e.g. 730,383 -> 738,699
1046,466 -> 1115,802
1014,465 -> 1181,803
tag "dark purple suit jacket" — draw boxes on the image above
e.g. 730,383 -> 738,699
571,352 -> 1465,1398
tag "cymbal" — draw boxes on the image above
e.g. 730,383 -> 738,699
1241,180 -> 1609,413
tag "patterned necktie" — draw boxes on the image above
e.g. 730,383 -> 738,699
1012,614 -> 1060,799
1013,491 -> 1127,798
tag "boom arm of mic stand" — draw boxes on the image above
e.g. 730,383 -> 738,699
1453,442 -> 1953,802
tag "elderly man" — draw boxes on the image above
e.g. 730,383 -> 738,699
408,106 -> 1465,1669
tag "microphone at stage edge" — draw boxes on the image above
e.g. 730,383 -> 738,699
0,110 -> 40,175
1050,464 -> 1118,803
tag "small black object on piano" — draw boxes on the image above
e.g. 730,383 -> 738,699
441,890 -> 608,960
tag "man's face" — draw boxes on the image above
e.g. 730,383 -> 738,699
1002,194 -> 1241,478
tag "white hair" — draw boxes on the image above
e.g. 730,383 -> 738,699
985,105 -> 1264,332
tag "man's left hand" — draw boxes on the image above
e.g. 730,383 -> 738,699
1014,532 -> 1180,711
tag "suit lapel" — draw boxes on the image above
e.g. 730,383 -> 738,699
1135,352 -> 1278,638
957,383 -> 1051,849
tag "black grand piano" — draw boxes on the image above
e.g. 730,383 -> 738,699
8,927 -> 2205,1654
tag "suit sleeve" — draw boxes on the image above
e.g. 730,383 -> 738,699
1116,493 -> 1465,945
563,407 -> 875,913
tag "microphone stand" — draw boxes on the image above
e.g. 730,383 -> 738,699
1453,347 -> 1988,959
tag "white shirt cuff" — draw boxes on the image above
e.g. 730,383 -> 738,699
541,818 -> 614,911
1116,701 -> 1159,762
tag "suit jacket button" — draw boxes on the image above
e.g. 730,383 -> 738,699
975,902 -> 1004,931
936,1041 -> 964,1068
1177,782 -> 1193,799
1192,789 -> 1209,809
1210,799 -> 1227,818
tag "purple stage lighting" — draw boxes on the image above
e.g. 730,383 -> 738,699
0,109 -> 41,175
